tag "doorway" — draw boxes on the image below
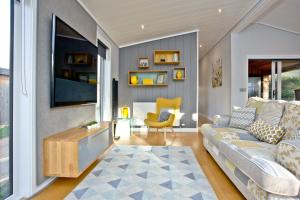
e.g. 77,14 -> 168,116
248,59 -> 300,101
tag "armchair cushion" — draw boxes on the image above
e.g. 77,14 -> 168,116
158,109 -> 171,122
144,114 -> 175,128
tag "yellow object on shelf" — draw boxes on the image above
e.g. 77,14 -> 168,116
121,107 -> 129,118
143,78 -> 154,85
176,70 -> 183,79
130,76 -> 138,85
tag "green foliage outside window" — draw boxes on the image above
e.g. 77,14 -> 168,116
282,76 -> 300,101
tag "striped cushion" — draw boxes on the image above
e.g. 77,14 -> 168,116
229,107 -> 256,130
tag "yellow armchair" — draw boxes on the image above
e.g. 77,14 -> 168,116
144,97 -> 182,138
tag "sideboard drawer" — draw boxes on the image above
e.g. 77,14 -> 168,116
78,129 -> 109,171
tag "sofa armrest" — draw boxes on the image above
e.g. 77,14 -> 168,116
212,115 -> 231,127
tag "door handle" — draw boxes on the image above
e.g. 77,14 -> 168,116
273,90 -> 276,99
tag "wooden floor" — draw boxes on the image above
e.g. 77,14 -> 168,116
31,131 -> 245,200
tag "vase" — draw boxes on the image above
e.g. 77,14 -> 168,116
131,76 -> 138,84
176,70 -> 183,79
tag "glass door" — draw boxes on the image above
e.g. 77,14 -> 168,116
249,59 -> 300,101
271,61 -> 282,100
280,60 -> 300,101
0,0 -> 13,199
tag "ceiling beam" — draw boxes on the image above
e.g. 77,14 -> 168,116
232,0 -> 280,33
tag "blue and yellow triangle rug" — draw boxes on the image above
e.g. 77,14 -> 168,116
65,145 -> 217,200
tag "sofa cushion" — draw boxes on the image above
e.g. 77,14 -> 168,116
200,124 -> 258,148
229,107 -> 256,130
246,97 -> 268,117
220,140 -> 300,196
257,101 -> 285,126
249,120 -> 286,144
212,115 -> 231,127
276,140 -> 300,180
280,103 -> 300,140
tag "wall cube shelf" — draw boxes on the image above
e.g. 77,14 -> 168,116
173,68 -> 186,80
128,70 -> 168,87
154,50 -> 180,65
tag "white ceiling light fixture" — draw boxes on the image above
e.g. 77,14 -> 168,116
218,8 -> 222,13
141,24 -> 145,30
199,44 -> 202,48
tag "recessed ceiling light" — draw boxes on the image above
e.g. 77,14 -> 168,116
141,24 -> 145,30
199,44 -> 202,48
218,8 -> 222,13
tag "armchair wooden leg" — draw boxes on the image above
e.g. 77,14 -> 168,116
164,127 -> 167,141
171,127 -> 174,133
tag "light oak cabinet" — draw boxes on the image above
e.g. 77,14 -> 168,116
43,122 -> 111,178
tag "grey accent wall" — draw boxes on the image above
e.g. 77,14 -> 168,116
199,34 -> 231,118
119,32 -> 197,128
36,0 -> 97,184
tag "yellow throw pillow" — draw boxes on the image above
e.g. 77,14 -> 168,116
249,120 -> 285,144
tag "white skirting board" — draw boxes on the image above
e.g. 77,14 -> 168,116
131,127 -> 199,133
28,177 -> 56,199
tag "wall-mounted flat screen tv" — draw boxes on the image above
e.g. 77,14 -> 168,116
51,15 -> 98,107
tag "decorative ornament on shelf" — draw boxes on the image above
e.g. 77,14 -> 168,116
131,76 -> 138,85
81,121 -> 99,130
176,70 -> 183,79
120,106 -> 130,118
173,53 -> 179,62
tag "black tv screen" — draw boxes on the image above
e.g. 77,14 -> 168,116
51,15 -> 98,107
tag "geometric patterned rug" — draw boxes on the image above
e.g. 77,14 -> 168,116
65,145 -> 217,200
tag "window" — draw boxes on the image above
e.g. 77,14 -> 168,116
0,0 -> 13,199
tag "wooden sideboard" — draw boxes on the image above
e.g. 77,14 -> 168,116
44,122 -> 111,178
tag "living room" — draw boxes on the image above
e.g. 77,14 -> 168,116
1,0 -> 300,200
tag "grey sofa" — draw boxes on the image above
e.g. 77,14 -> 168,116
201,97 -> 300,200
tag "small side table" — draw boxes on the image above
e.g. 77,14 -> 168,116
113,118 -> 133,139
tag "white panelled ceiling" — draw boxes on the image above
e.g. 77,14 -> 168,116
256,0 -> 300,34
80,0 -> 259,56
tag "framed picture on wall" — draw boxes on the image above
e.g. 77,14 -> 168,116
212,58 -> 222,88
138,58 -> 149,69
157,74 -> 165,84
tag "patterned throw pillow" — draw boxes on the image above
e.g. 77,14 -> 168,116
276,140 -> 300,179
257,102 -> 285,126
229,107 -> 256,130
279,103 -> 300,140
249,120 -> 285,144
158,110 -> 171,122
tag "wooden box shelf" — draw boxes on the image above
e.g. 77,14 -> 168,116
128,70 -> 168,87
44,122 -> 111,178
173,67 -> 186,81
154,50 -> 180,65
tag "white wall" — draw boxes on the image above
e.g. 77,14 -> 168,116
231,23 -> 300,107
199,34 -> 231,118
